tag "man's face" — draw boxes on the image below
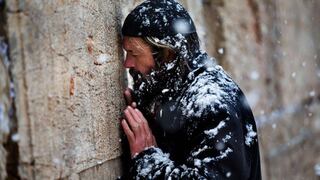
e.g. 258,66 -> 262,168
123,36 -> 155,76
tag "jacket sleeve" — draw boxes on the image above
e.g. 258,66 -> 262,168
130,105 -> 258,180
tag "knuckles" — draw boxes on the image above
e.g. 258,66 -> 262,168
121,104 -> 157,156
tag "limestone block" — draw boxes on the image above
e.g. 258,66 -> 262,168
77,157 -> 122,180
7,0 -> 125,178
259,101 -> 320,179
266,133 -> 320,180
201,0 -> 225,61
272,0 -> 320,108
0,44 -> 10,180
215,0 -> 270,116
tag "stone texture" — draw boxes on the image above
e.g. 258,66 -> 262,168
7,0 -> 125,179
0,45 -> 10,180
216,0 -> 271,116
201,0 -> 226,63
261,121 -> 320,180
258,99 -> 320,179
77,157 -> 122,180
198,0 -> 320,179
259,100 -> 319,154
257,1 -> 320,179
271,0 -> 320,107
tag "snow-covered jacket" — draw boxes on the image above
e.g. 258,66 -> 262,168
129,54 -> 262,180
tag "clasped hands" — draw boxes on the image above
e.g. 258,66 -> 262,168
121,88 -> 157,158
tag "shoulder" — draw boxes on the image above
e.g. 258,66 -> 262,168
179,65 -> 240,118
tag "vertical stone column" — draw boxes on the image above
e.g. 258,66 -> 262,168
0,39 -> 10,180
1,1 -> 19,179
6,0 -> 125,179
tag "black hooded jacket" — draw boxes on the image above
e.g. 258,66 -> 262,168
121,1 -> 261,179
128,54 -> 262,180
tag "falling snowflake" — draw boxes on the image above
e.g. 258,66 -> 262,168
218,48 -> 224,55
245,124 -> 257,146
250,71 -> 260,80
309,91 -> 315,97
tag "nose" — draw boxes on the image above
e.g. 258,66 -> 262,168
124,56 -> 135,68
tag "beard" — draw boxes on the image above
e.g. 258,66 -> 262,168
129,59 -> 187,119
130,68 -> 161,108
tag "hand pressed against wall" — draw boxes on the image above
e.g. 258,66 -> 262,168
121,89 -> 157,158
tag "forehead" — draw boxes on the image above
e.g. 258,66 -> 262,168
123,37 -> 132,50
123,36 -> 150,52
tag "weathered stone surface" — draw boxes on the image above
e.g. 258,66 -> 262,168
269,137 -> 320,180
7,0 -> 125,179
201,0 -> 226,62
77,157 -> 122,180
259,100 -> 320,154
258,99 -> 320,179
258,1 -> 320,179
0,47 -> 10,180
201,0 -> 271,117
271,0 -> 320,108
198,0 -> 320,179
180,0 -> 207,50
1,3 -> 9,179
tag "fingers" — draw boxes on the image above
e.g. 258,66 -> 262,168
135,108 -> 148,123
141,120 -> 151,146
125,106 -> 149,139
128,107 -> 143,124
124,88 -> 137,108
131,102 -> 137,108
121,106 -> 158,157
124,88 -> 133,105
134,109 -> 153,145
124,107 -> 155,147
121,119 -> 134,142
124,107 -> 140,133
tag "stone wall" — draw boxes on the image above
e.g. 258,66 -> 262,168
190,0 -> 320,179
0,38 -> 10,179
3,0 -> 126,179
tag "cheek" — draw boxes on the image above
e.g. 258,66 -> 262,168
143,59 -> 155,74
146,57 -> 155,68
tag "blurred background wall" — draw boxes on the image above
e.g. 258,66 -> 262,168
181,0 -> 320,179
0,0 -> 319,179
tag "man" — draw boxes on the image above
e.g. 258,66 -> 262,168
120,0 -> 261,179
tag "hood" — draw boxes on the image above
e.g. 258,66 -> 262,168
122,0 -> 196,39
